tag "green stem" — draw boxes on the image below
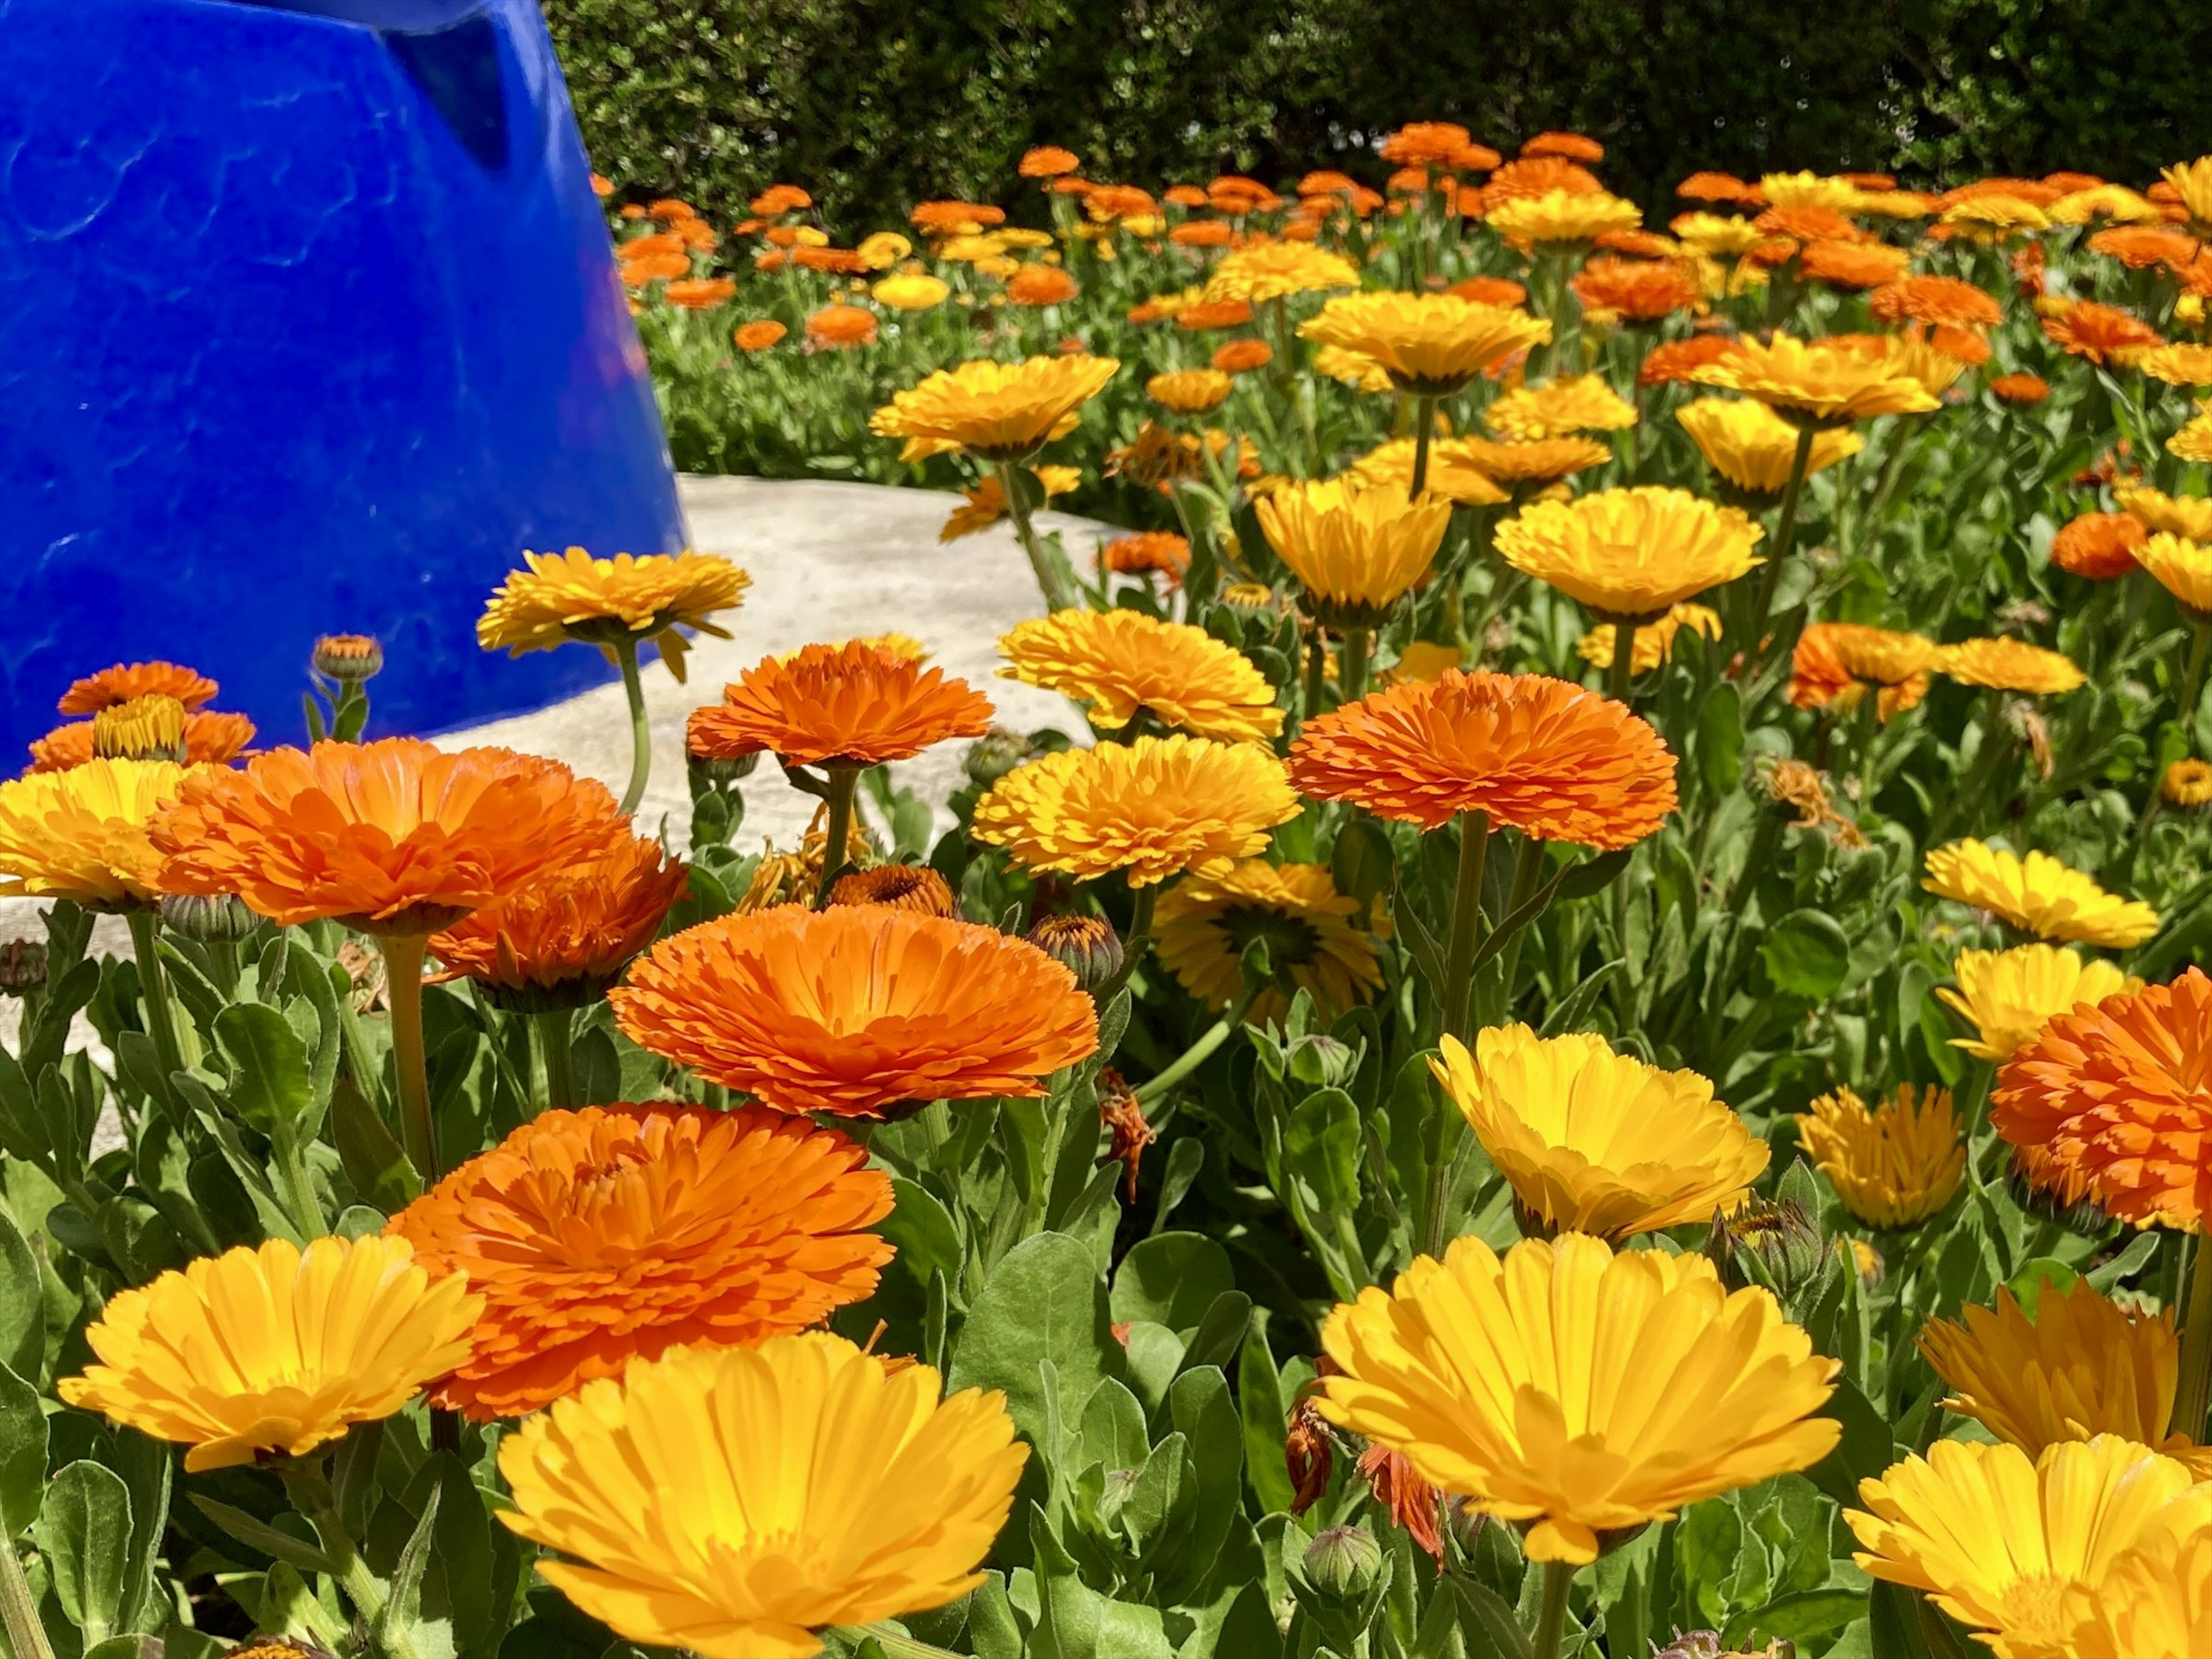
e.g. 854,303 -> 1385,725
271,1124 -> 325,1240
615,643 -> 652,817
1854,690 -> 1885,813
2175,1232 -> 2212,1442
283,1461 -> 431,1659
1408,395 -> 1438,501
1606,618 -> 1636,704
1440,810 -> 1490,1044
815,766 -> 861,907
2130,619 -> 2212,870
1340,627 -> 1371,703
1529,1558 -> 1578,1659
0,1534 -> 56,1659
1747,424 -> 1818,660
536,1007 -> 575,1113
998,460 -> 1076,612
1093,884 -> 1159,1008
1136,984 -> 1260,1104
379,933 -> 438,1186
1486,832 -> 1547,1027
1302,623 -> 1330,718
124,907 -> 188,1109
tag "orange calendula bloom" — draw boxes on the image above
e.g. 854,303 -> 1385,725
1638,334 -> 1741,387
665,277 -> 736,309
1870,275 -> 2004,330
1212,338 -> 1272,374
1097,531 -> 1191,587
1994,967 -> 2212,1228
734,319 -> 787,351
1449,275 -> 1528,308
1789,623 -> 1941,719
154,740 -> 622,934
611,907 -> 1099,1117
1289,669 -> 1677,843
2051,512 -> 2147,579
830,863 -> 956,916
1484,156 -> 1603,207
997,609 -> 1283,743
1988,373 -> 2050,404
805,304 -> 877,347
1797,241 -> 1912,290
687,640 -> 994,769
1677,171 -> 1762,204
2041,301 -> 2161,364
58,661 -> 217,715
388,1103 -> 892,1419
1018,145 -> 1080,177
1522,130 -> 1604,163
1005,264 -> 1078,306
1569,257 -> 1701,321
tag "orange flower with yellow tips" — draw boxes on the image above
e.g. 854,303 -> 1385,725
687,640 -> 994,768
1790,623 -> 1942,721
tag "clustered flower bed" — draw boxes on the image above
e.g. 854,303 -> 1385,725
2,123 -> 2212,1659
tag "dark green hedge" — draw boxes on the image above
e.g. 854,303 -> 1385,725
542,0 -> 2212,228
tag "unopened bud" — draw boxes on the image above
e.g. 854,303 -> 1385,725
964,725 -> 1036,787
0,941 -> 47,997
1287,1034 -> 1359,1089
159,892 -> 261,942
313,634 -> 384,682
1027,912 -> 1125,991
1302,1525 -> 1383,1600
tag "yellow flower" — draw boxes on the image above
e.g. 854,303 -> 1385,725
1940,195 -> 2051,237
1796,1084 -> 1964,1229
2139,343 -> 2212,386
2165,757 -> 2212,806
855,231 -> 913,270
498,1333 -> 1027,1659
57,1236 -> 479,1472
2061,1514 -> 2212,1659
478,547 -> 749,681
1671,213 -> 1769,259
1486,190 -> 1643,245
938,467 -> 1077,541
1313,343 -> 1395,393
1319,1233 -> 1838,1565
2048,185 -> 2162,225
1346,437 -> 1507,506
1203,243 -> 1361,303
869,355 -> 1120,462
0,757 -> 188,908
970,733 -> 1300,887
1690,332 -> 1943,427
936,233 -> 1008,262
1847,1437 -> 2208,1659
1936,637 -> 2086,695
2161,156 -> 2212,224
1155,859 -> 1384,1024
1937,944 -> 2141,1061
1254,477 -> 1454,624
2169,411 -> 2212,465
1759,171 -> 1872,212
1676,396 -> 1863,499
872,272 -> 949,310
1921,1279 -> 2212,1472
1300,292 -> 1551,396
2115,486 -> 2212,543
1391,641 -> 1467,683
997,609 -> 1284,743
1431,1026 -> 1768,1239
1493,486 -> 1764,620
1146,368 -> 1234,414
1922,840 -> 2159,948
1484,374 -> 1637,441
1574,603 -> 1723,672
1452,434 -> 1613,484
2133,531 -> 2212,618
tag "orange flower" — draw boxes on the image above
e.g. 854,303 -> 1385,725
2088,225 -> 2200,272
687,640 -> 993,768
665,277 -> 736,309
611,907 -> 1099,1116
1381,122 -> 1476,166
153,740 -> 621,933
734,319 -> 787,351
1482,157 -> 1603,210
1797,241 -> 1912,289
388,1104 -> 892,1418
1006,265 -> 1078,306
429,829 -> 690,1009
1870,276 -> 2004,330
1522,131 -> 1604,163
806,304 -> 877,348
910,200 -> 1004,234
1677,172 -> 1762,204
1993,967 -> 2212,1227
1169,221 -> 1233,249
1098,531 -> 1191,588
620,252 -> 691,286
1176,299 -> 1254,331
1989,373 -> 2050,405
830,863 -> 956,916
1754,204 -> 1868,245
1288,669 -> 1677,843
1084,184 -> 1160,223
749,184 -> 811,216
1638,335 -> 1740,387
1019,146 -> 1080,178
1450,275 -> 1528,308
791,245 -> 869,275
1790,623 -> 1941,720
2052,512 -> 2148,579
1570,257 -> 1700,320
28,710 -> 255,773
1213,338 -> 1273,373
2042,302 -> 2162,364
58,661 -> 217,715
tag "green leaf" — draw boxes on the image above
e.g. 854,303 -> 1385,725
1282,1088 -> 1363,1217
1551,847 -> 1633,903
332,1075 -> 420,1212
1807,1376 -> 1896,1506
1452,1577 -> 1535,1659
190,1494 -> 338,1575
0,1363 -> 48,1538
1698,681 -> 1745,799
1237,1320 -> 1293,1516
376,1481 -> 450,1658
214,1002 -> 313,1135
949,1232 -> 1122,1455
1762,909 -> 1853,1001
882,1177 -> 964,1296
0,1204 -> 43,1384
1724,1587 -> 1872,1652
1109,1233 -> 1235,1334
36,1460 -> 132,1643
1149,1137 -> 1203,1236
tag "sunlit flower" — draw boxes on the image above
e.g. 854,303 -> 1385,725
1797,1085 -> 1964,1229
1203,243 -> 1360,303
829,863 -> 956,916
1494,486 -> 1763,620
612,907 -> 1098,1116
1676,397 -> 1862,499
1638,334 -> 1741,387
1254,478 -> 1453,624
2131,531 -> 2212,618
1869,275 -> 2004,330
1097,531 -> 1192,587
1923,840 -> 2158,948
1347,437 -> 1508,507
1320,1233 -> 1837,1565
1938,944 -> 2141,1062
154,741 -> 619,933
665,277 -> 736,309
1569,257 -> 1701,321
28,708 -> 255,773
1677,172 -> 1761,206
1796,240 -> 1912,289
1759,171 -> 1867,211
1574,603 -> 1723,673
1939,194 -> 2051,238
499,1333 -> 1027,1659
1005,264 -> 1078,306
2061,1506 -> 2212,1659
1989,373 -> 2050,404
2052,512 -> 2149,579
1790,623 -> 1942,720
1434,1027 -> 1766,1238
1147,368 -> 1234,413
1690,332 -> 1942,426
804,304 -> 877,348
478,548 -> 748,679
2172,411 -> 2212,465
57,1236 -> 479,1472
1483,157 -> 1603,208
2050,184 -> 2161,225
1847,1437 -> 2205,1659
971,734 -> 1299,887
938,465 -> 1078,541
854,232 -> 913,270
1300,293 -> 1551,396
2165,758 -> 2212,807
1449,433 -> 1612,484
2041,301 -> 2161,365
58,660 -> 217,715
997,609 -> 1283,743
1937,637 -> 2086,695
1669,212 -> 1768,258
2087,224 -> 2199,270
1155,859 -> 1384,1025
1484,374 -> 1637,441
1289,669 -> 1676,842
2161,156 -> 2212,224
872,273 -> 949,310
687,641 -> 994,769
2138,344 -> 2212,385
1211,339 -> 1272,374
1019,145 -> 1080,177
1486,190 -> 1642,245
735,319 -> 787,351
869,355 -> 1119,461
2116,487 -> 2212,543
1313,343 -> 1395,393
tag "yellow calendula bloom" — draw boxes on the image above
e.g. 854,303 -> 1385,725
872,272 -> 949,310
854,231 -> 914,270
1320,1233 -> 1838,1565
1494,486 -> 1764,620
869,354 -> 1120,462
478,547 -> 749,681
1937,944 -> 2140,1061
1486,190 -> 1643,245
1922,840 -> 2159,948
1391,640 -> 1467,683
2134,531 -> 2212,618
997,609 -> 1283,743
971,733 -> 1300,887
2161,156 -> 2212,225
1146,368 -> 1234,414
1155,859 -> 1385,1024
1677,397 -> 1863,498
92,694 -> 188,762
1847,1437 -> 2209,1659
1300,293 -> 1552,397
1921,1279 -> 2212,1474
2115,486 -> 2212,543
2165,757 -> 2212,806
1255,477 -> 1454,624
1574,603 -> 1724,673
1431,1027 -> 1768,1240
1691,332 -> 1943,427
2061,1515 -> 2212,1659
938,465 -> 1079,542
1940,195 -> 2050,237
2169,411 -> 2212,466
1882,332 -> 1974,397
1936,637 -> 2086,695
1484,374 -> 1638,441
499,1333 -> 1028,1659
1671,212 -> 1768,259
2139,343 -> 2212,386
1453,434 -> 1613,485
1760,171 -> 1870,212
1347,437 -> 1509,507
1203,243 -> 1360,304
2048,185 -> 2161,225
0,757 -> 188,908
1313,343 -> 1395,393
57,1236 -> 479,1472
1796,1084 -> 1965,1229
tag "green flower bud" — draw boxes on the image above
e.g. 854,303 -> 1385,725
1302,1524 -> 1383,1600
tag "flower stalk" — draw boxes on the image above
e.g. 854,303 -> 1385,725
615,641 -> 653,816
124,907 -> 189,1108
537,1007 -> 577,1112
1135,983 -> 1260,1105
0,1535 -> 56,1659
2175,1232 -> 2212,1442
379,932 -> 439,1184
997,460 -> 1077,613
1529,1558 -> 1578,1659
1746,424 -> 1818,658
816,765 -> 862,907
